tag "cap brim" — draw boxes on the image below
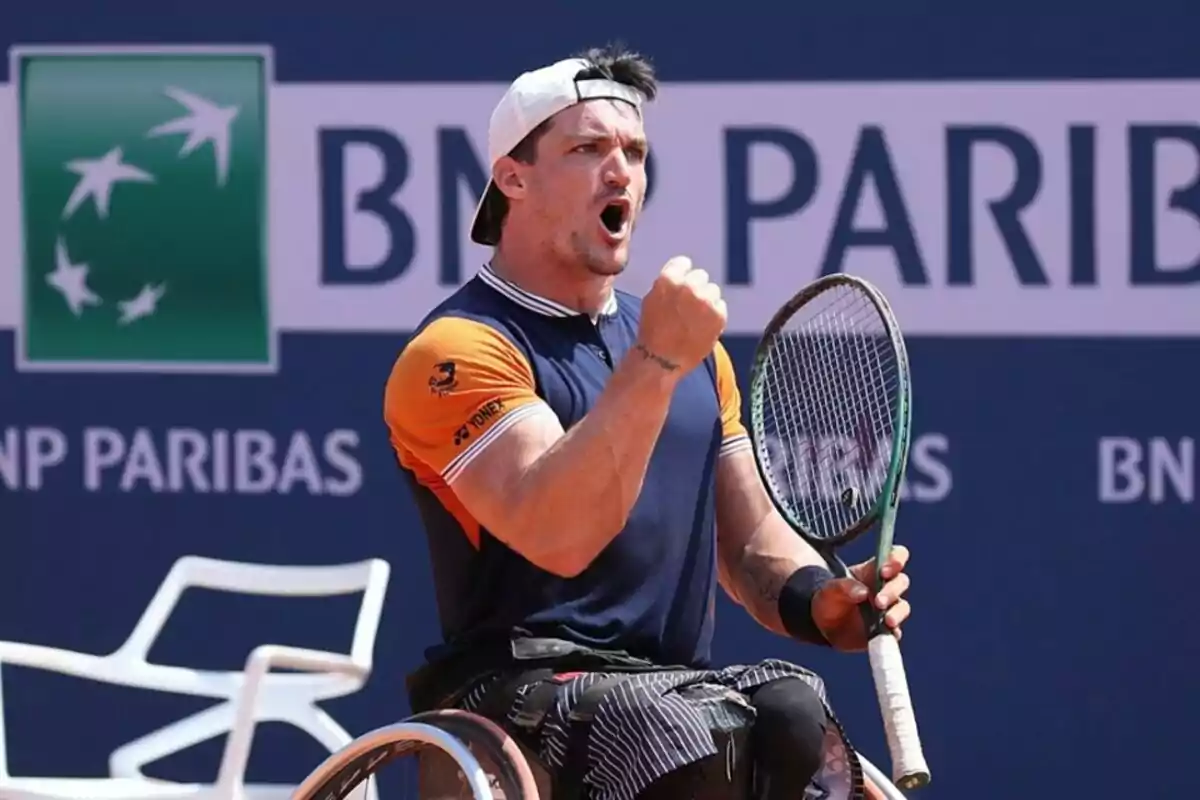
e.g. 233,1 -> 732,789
469,179 -> 508,246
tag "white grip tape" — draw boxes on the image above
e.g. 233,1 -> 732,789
867,633 -> 930,784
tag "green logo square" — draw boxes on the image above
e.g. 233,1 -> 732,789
12,45 -> 275,373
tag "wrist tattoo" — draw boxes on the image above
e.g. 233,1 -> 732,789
634,343 -> 680,372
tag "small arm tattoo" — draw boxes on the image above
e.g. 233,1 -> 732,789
748,564 -> 785,605
634,343 -> 680,372
741,552 -> 799,610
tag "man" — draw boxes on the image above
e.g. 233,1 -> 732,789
385,45 -> 912,800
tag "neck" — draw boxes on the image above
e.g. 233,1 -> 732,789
489,238 -> 615,320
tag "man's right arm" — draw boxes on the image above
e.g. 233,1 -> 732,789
387,258 -> 726,578
385,317 -> 681,578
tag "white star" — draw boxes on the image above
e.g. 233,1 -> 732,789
46,238 -> 101,316
62,147 -> 154,220
117,283 -> 167,326
147,87 -> 240,186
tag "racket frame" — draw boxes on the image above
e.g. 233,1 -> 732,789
748,274 -> 909,550
746,272 -> 931,790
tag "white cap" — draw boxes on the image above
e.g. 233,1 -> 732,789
469,57 -> 647,246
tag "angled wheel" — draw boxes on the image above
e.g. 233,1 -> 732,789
415,710 -> 543,799
289,709 -> 541,800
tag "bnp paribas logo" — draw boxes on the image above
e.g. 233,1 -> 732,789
11,45 -> 276,373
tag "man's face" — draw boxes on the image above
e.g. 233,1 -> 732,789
511,99 -> 648,277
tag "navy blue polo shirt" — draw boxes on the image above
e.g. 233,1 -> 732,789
384,264 -> 751,669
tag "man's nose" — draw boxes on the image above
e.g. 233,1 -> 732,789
602,150 -> 632,189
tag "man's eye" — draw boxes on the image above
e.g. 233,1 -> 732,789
573,143 -> 598,153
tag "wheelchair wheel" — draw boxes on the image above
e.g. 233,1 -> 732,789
858,753 -> 910,800
290,709 -> 541,800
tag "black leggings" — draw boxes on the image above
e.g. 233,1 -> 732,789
636,677 -> 828,800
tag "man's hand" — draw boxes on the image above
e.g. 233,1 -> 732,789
811,546 -> 912,652
635,256 -> 727,375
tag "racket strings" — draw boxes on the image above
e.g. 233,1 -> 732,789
759,284 -> 902,540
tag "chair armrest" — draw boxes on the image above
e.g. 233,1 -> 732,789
0,641 -> 108,681
243,644 -> 368,681
213,644 -> 372,794
230,644 -> 368,724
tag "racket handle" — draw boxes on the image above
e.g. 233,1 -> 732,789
867,633 -> 931,790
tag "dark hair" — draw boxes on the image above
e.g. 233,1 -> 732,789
508,43 -> 658,164
473,43 -> 658,246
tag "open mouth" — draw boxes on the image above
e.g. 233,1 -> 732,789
599,200 -> 630,236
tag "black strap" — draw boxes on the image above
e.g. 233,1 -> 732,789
555,674 -> 635,800
474,668 -> 557,727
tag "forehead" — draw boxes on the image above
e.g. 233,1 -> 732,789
548,99 -> 645,141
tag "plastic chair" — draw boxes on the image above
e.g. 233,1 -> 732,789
0,555 -> 390,800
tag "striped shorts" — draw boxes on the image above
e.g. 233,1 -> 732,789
458,658 -> 863,800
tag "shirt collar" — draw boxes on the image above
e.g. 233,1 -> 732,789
478,263 -> 619,319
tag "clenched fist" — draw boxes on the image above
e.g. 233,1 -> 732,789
635,256 -> 727,375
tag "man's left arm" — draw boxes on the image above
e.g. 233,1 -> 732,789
712,342 -> 912,650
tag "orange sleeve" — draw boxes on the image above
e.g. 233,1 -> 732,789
714,340 -> 751,457
384,316 -> 552,483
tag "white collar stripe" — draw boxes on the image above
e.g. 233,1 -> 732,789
478,267 -> 570,317
478,264 -> 618,318
485,268 -> 574,316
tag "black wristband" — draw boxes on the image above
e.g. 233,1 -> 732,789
778,565 -> 836,646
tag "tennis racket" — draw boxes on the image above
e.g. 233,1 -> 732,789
746,272 -> 931,790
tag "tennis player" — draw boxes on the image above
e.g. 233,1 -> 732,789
385,44 -> 913,800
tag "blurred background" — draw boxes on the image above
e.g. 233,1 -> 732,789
1,2 -> 1197,798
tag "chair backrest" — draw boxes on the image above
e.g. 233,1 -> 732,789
115,556 -> 391,671
0,555 -> 392,790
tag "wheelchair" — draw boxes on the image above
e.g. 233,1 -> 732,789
289,706 -> 912,800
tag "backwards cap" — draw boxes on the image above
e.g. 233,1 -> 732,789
469,57 -> 647,246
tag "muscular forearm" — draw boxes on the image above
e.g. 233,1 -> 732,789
725,510 -> 828,637
505,345 -> 679,576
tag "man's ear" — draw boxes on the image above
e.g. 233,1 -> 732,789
492,156 -> 528,200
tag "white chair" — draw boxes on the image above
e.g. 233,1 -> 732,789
0,555 -> 391,800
